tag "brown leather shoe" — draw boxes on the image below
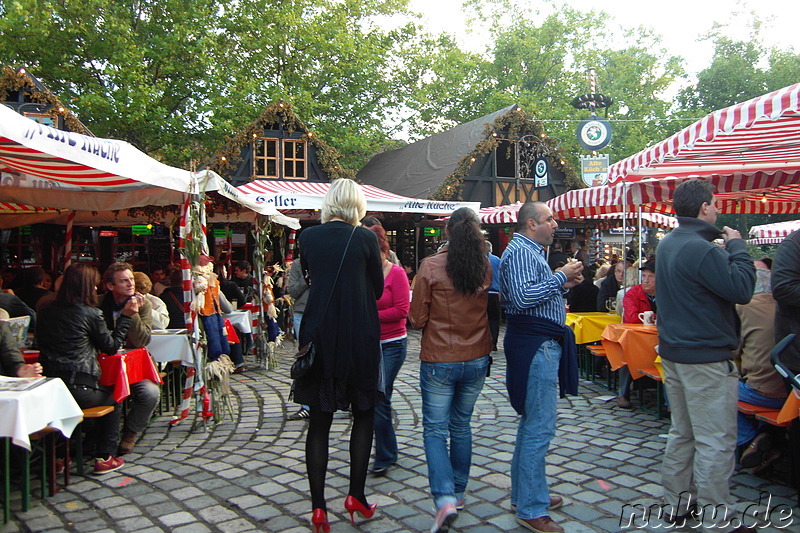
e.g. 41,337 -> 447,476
511,495 -> 564,511
616,396 -> 632,409
548,495 -> 563,510
515,516 -> 564,533
117,431 -> 137,456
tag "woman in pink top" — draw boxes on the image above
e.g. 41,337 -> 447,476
368,224 -> 410,477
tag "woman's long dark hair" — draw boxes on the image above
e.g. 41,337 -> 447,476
445,207 -> 488,295
57,263 -> 100,306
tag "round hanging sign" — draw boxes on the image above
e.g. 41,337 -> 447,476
576,116 -> 612,151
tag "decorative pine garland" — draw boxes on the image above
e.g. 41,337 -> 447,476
431,106 -> 580,201
208,100 -> 355,181
0,66 -> 89,134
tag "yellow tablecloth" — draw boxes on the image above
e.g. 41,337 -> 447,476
566,312 -> 622,344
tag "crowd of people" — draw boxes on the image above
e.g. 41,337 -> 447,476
0,256 -> 261,475
3,177 -> 799,533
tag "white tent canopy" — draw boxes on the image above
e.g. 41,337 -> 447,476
236,180 -> 480,216
0,106 -> 298,227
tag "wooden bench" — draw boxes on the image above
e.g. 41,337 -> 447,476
738,400 -> 782,416
638,367 -> 666,419
75,406 -> 115,476
755,409 -> 792,428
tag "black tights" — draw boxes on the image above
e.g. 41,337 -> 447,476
306,405 -> 375,511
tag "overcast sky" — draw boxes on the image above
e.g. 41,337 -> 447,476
408,0 -> 798,79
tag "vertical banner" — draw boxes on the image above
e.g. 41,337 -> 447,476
534,156 -> 550,188
581,155 -> 610,187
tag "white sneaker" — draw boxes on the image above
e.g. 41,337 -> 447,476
430,503 -> 457,533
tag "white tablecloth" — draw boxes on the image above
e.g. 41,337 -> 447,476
222,310 -> 253,334
0,378 -> 83,451
148,330 -> 194,366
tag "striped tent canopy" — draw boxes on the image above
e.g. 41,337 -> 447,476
444,200 -> 677,228
236,180 -> 480,216
607,83 -> 800,186
478,202 -> 523,225
0,106 -> 296,226
548,173 -> 800,220
748,219 -> 800,244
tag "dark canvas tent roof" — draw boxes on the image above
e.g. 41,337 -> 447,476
357,105 -> 517,198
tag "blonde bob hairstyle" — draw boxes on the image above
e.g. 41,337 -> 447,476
321,178 -> 367,225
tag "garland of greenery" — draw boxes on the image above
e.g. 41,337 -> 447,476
0,66 -> 89,134
209,100 -> 355,181
430,106 -> 580,201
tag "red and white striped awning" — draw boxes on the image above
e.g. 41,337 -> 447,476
748,219 -> 800,244
478,202 -> 523,224
0,106 -> 293,225
608,83 -> 800,185
549,173 -> 800,219
236,180 -> 480,215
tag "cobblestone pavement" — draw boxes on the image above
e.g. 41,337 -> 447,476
4,328 -> 798,532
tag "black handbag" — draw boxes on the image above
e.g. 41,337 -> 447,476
290,225 -> 357,379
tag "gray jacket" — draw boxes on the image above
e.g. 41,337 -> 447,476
287,261 -> 309,314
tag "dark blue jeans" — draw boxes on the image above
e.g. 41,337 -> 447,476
373,337 -> 407,469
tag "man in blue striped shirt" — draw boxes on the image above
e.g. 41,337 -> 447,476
499,201 -> 583,533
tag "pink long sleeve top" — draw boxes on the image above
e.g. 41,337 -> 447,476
377,263 -> 410,341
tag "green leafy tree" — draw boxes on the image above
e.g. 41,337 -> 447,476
0,0 -> 422,170
0,0 -> 233,164
402,2 -> 685,182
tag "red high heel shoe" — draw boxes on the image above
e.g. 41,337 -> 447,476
311,508 -> 330,533
344,495 -> 377,525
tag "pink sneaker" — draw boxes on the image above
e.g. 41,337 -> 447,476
93,456 -> 124,475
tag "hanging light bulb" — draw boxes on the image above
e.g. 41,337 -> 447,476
761,194 -> 768,204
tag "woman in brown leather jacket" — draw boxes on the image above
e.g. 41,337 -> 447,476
409,207 -> 493,533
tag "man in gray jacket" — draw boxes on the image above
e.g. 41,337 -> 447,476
656,180 -> 755,533
286,257 -> 310,421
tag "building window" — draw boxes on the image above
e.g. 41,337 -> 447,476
284,139 -> 306,179
254,138 -> 279,178
23,112 -> 57,128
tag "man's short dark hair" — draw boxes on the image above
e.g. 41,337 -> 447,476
516,202 -> 547,231
673,179 -> 715,218
102,261 -> 134,286
233,260 -> 251,273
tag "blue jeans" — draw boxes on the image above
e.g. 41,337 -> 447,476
512,340 -> 561,520
420,355 -> 489,510
293,312 -> 303,341
737,381 -> 785,446
374,338 -> 407,469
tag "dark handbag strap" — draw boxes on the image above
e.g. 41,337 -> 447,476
318,225 -> 357,320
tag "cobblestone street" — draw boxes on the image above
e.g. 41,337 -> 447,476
3,328 -> 797,532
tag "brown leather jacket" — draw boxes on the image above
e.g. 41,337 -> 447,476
409,247 -> 492,362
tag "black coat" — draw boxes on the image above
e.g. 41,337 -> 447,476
597,274 -> 620,312
0,322 -> 24,377
294,221 -> 383,411
772,229 -> 800,373
0,292 -> 36,329
36,302 -> 131,381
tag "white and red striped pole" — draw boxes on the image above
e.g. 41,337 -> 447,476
284,229 -> 296,265
170,195 -> 198,426
63,210 -> 75,271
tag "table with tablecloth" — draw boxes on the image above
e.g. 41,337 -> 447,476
98,348 -> 163,404
566,312 -> 621,344
0,377 -> 82,452
601,323 -> 659,380
222,310 -> 253,334
148,330 -> 193,366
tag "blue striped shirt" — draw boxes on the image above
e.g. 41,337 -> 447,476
499,232 -> 568,323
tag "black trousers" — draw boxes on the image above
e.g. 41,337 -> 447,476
487,293 -> 501,351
